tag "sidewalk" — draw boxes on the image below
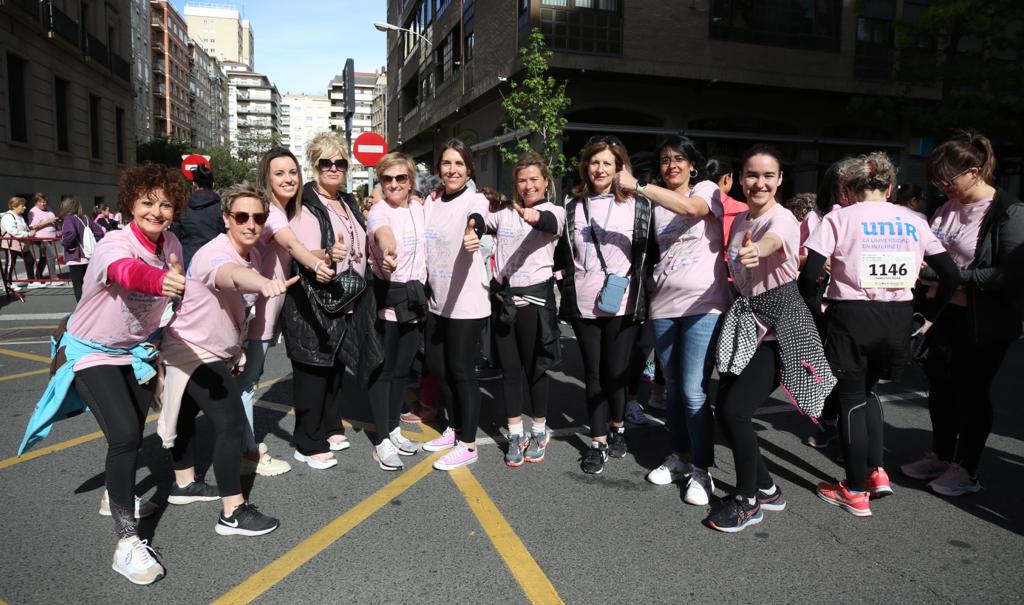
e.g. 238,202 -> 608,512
0,284 -> 77,324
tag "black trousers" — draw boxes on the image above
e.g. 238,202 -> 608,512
74,365 -> 151,514
69,263 -> 87,301
571,315 -> 638,438
170,362 -> 244,497
494,304 -> 550,420
291,359 -> 347,455
717,342 -> 779,499
367,320 -> 422,444
925,305 -> 1013,476
424,313 -> 486,443
3,248 -> 35,283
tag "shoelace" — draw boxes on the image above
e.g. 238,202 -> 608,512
128,539 -> 157,567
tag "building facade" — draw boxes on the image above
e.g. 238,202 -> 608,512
151,0 -> 191,140
281,94 -> 331,180
188,39 -> 228,148
371,70 -> 388,143
349,71 -> 378,191
184,4 -> 252,70
1,0 -> 135,208
383,0 -> 1002,197
130,0 -> 153,143
225,61 -> 281,156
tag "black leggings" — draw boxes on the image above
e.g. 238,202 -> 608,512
925,306 -> 1012,476
291,359 -> 347,455
74,364 -> 152,538
835,376 -> 884,491
424,313 -> 486,443
494,304 -> 550,420
2,248 -> 36,284
717,342 -> 779,499
69,264 -> 87,301
170,362 -> 244,497
368,320 -> 423,444
571,316 -> 638,438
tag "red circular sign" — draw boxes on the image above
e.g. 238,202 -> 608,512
180,154 -> 211,180
352,132 -> 388,167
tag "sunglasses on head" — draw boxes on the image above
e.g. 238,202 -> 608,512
318,158 -> 349,172
380,174 -> 410,184
227,211 -> 269,226
587,135 -> 623,147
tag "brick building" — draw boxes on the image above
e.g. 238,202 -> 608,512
151,0 -> 191,140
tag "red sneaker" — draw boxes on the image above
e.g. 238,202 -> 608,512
866,467 -> 894,499
816,480 -> 872,517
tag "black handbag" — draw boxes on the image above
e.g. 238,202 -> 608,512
299,191 -> 367,314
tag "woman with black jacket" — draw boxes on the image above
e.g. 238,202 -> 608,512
901,130 -> 1024,496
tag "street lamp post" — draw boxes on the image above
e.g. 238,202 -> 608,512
373,21 -> 429,45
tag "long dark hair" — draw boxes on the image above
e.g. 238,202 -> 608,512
258,147 -> 304,220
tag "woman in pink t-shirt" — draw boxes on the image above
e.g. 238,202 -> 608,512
418,139 -> 491,471
901,131 -> 1024,497
364,152 -> 429,471
557,136 -> 654,475
485,152 -> 565,468
799,152 -> 959,517
27,192 -> 60,286
234,148 -> 335,477
617,135 -> 732,504
62,164 -> 190,584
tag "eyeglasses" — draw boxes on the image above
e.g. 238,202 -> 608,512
931,167 -> 974,189
587,135 -> 623,147
227,211 -> 269,226
318,158 -> 349,172
380,174 -> 410,184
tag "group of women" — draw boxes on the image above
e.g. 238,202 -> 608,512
23,128 -> 1022,584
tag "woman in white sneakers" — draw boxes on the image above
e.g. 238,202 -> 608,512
486,152 -> 565,467
800,152 -> 959,516
617,135 -> 732,505
420,139 -> 491,471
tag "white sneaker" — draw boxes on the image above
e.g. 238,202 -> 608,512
327,435 -> 351,451
373,439 -> 404,471
646,454 -> 693,485
255,443 -> 291,476
99,491 -> 158,519
624,400 -> 648,425
389,427 -> 420,456
8,283 -> 23,292
928,463 -> 981,496
293,450 -> 337,470
684,467 -> 714,505
112,537 -> 164,585
27,282 -> 46,289
901,452 -> 949,480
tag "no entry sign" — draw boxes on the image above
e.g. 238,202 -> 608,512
180,154 -> 211,180
352,132 -> 388,167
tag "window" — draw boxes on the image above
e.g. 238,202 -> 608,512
115,107 -> 125,163
7,54 -> 28,143
710,0 -> 841,52
540,0 -> 623,54
89,95 -> 102,159
55,78 -> 70,151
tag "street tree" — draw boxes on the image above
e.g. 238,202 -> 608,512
498,27 -> 572,177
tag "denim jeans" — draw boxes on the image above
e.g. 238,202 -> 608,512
652,313 -> 722,469
237,339 -> 270,453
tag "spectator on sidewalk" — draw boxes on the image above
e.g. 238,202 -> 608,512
59,195 -> 105,301
1,196 -> 38,292
95,204 -> 120,233
170,164 -> 223,269
27,193 -> 60,286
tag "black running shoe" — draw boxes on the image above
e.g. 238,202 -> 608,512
706,496 -> 763,533
804,423 -> 838,449
580,442 -> 609,475
607,427 -> 627,458
215,503 -> 280,537
168,480 -> 220,505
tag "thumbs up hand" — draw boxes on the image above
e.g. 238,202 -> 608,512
162,253 -> 186,298
738,230 -> 761,269
513,201 -> 541,225
261,275 -> 300,298
463,217 -> 481,253
329,238 -> 348,264
381,247 -> 399,274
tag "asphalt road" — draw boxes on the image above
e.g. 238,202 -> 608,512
0,287 -> 1022,604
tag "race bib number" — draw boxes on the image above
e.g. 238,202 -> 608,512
859,252 -> 916,288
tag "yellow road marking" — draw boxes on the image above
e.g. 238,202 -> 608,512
0,347 -> 50,363
0,368 -> 49,383
450,467 -> 565,605
0,375 -> 291,471
212,450 -> 444,605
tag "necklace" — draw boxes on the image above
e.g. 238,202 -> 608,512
325,198 -> 362,265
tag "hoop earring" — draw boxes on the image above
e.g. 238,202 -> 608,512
689,168 -> 699,179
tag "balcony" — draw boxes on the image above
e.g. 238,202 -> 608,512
154,83 -> 167,97
44,1 -> 79,47
84,33 -> 109,67
152,61 -> 165,75
151,17 -> 164,30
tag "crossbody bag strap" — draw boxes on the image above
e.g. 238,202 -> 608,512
582,197 -> 611,275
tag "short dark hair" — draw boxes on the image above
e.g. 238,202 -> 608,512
705,156 -> 734,184
655,134 -> 706,182
740,144 -> 783,172
192,164 -> 215,188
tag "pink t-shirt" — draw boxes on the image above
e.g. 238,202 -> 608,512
486,201 -> 565,306
649,182 -> 732,319
424,189 -> 490,319
930,196 -> 994,306
367,200 -> 428,321
727,202 -> 801,298
804,201 -> 944,302
289,197 -> 368,314
248,203 -> 293,341
164,234 -> 261,360
570,194 -> 637,318
68,228 -> 183,371
28,208 -> 57,239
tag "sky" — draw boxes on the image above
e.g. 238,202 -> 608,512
171,1 -> 388,95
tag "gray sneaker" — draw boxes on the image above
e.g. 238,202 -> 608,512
389,427 -> 420,456
524,430 -> 549,463
505,434 -> 528,467
373,439 -> 404,471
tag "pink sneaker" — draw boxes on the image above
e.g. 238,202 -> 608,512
432,442 -> 478,471
422,426 -> 456,452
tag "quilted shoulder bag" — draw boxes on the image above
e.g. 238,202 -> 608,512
299,195 -> 366,314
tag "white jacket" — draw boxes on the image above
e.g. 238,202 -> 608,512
1,211 -> 31,251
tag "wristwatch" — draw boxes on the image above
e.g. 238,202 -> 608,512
635,179 -> 647,196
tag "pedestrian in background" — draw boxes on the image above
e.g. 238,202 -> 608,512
784,192 -> 817,222
58,195 -> 105,301
706,156 -> 748,257
1,196 -> 38,292
894,183 -> 929,222
27,192 -> 60,286
170,164 -> 223,269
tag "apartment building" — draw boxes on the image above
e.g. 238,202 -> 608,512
1,0 -> 135,207
184,4 -> 253,70
188,39 -> 228,148
384,0 -> 957,195
129,0 -> 153,142
281,93 -> 331,179
371,70 -> 388,143
225,61 -> 281,154
151,0 -> 191,140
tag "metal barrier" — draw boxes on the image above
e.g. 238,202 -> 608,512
1,235 -> 71,300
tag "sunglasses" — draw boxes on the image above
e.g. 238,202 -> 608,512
227,211 -> 269,226
380,174 -> 410,184
587,135 -> 623,147
318,158 -> 349,172
930,167 -> 973,190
